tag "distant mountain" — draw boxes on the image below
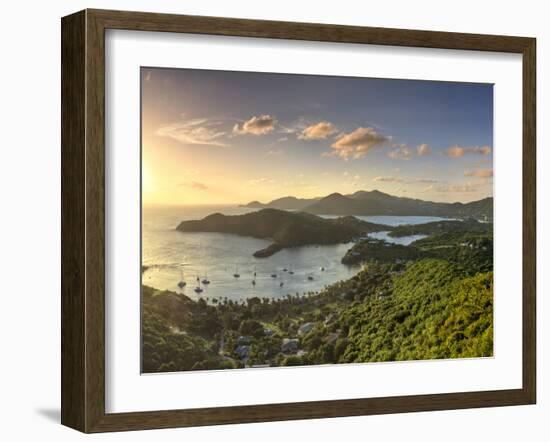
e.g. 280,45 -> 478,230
241,196 -> 320,210
241,190 -> 492,220
303,193 -> 365,214
177,208 -> 389,257
242,200 -> 264,208
303,190 -> 493,220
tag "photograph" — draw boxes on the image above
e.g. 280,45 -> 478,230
140,67 -> 494,373
1,0 -> 543,438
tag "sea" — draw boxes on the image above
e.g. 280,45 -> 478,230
142,205 -> 449,303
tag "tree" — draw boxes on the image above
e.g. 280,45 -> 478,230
239,319 -> 264,338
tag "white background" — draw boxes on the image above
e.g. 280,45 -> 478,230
106,30 -> 523,413
0,0 -> 547,440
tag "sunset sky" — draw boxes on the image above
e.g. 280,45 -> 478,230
141,68 -> 493,206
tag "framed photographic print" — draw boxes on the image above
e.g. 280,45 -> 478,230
61,9 -> 536,433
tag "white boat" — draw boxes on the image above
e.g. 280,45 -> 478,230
233,266 -> 240,278
201,271 -> 210,285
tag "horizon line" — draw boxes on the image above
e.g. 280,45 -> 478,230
142,189 -> 493,209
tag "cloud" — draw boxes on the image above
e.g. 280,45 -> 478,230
279,125 -> 298,134
156,118 -> 228,147
414,178 -> 439,184
464,168 -> 493,178
328,127 -> 390,159
445,145 -> 492,158
373,176 -> 403,183
178,181 -> 208,190
432,183 -> 478,193
267,148 -> 284,156
417,143 -> 431,156
388,143 -> 431,160
233,115 -> 277,135
298,121 -> 338,140
388,144 -> 413,160
373,176 -> 438,184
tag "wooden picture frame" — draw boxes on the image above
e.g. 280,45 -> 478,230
61,8 -> 536,433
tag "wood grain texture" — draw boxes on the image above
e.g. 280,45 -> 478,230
89,8 -> 533,52
61,10 -> 86,432
61,9 -> 537,433
522,38 -> 536,403
85,10 -> 107,432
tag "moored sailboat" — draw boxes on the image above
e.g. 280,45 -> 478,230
194,280 -> 204,293
177,269 -> 186,288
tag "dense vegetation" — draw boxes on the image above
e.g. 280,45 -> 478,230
142,286 -> 230,372
341,239 -> 424,265
142,225 -> 493,372
389,218 -> 491,237
340,260 -> 492,362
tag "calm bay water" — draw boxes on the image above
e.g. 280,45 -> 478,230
142,205 -> 449,302
367,231 -> 427,245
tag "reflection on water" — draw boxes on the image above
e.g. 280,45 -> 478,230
142,206 -> 449,302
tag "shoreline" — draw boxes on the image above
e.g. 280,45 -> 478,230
141,225 -> 494,373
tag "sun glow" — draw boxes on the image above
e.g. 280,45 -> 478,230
142,163 -> 154,197
141,69 -> 493,205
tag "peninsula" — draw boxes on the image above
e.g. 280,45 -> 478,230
176,208 -> 389,257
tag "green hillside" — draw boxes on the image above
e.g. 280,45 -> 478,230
142,228 -> 493,372
340,260 -> 493,363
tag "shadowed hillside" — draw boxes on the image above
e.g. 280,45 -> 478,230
241,190 -> 493,220
177,208 -> 389,257
304,190 -> 493,219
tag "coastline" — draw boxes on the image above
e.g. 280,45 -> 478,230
142,224 -> 494,373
